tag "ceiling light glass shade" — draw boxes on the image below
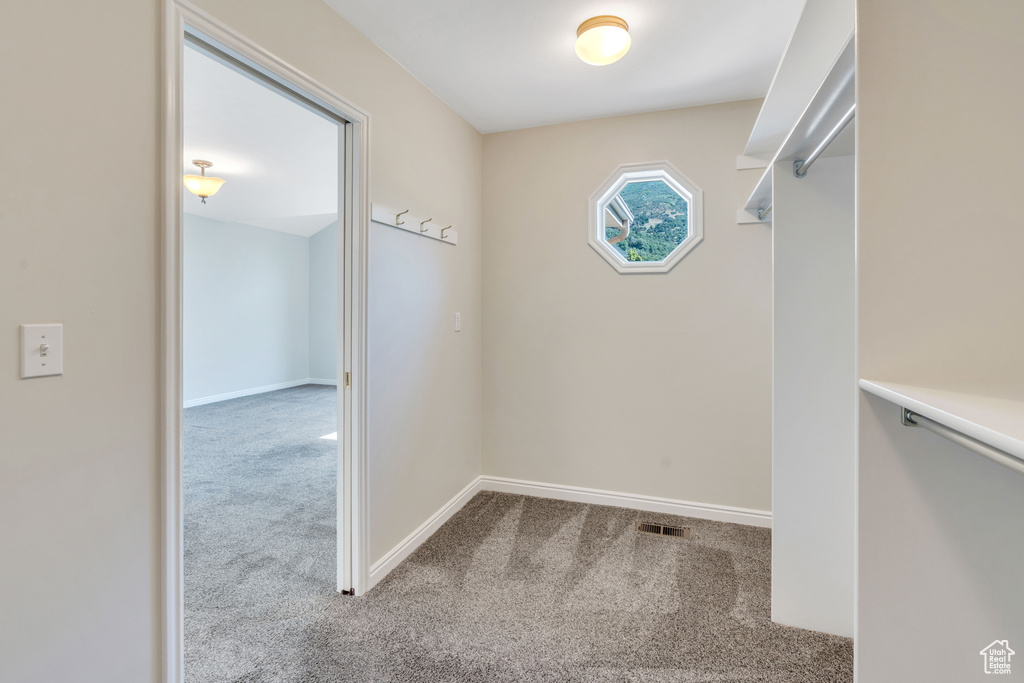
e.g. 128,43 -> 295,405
183,174 -> 225,198
575,15 -> 631,66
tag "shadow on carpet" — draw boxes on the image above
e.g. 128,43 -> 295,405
303,492 -> 853,682
186,407 -> 852,683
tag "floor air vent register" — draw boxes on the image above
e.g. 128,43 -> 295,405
636,522 -> 691,539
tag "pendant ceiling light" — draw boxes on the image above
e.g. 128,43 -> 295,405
183,160 -> 225,204
575,15 -> 631,66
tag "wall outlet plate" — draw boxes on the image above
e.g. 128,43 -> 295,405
21,324 -> 63,378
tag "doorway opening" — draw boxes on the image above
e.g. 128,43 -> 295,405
163,7 -> 370,681
181,37 -> 342,678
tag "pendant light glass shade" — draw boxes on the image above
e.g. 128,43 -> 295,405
575,16 -> 631,66
183,174 -> 226,198
183,160 -> 225,202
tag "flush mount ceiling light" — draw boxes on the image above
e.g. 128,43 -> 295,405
575,15 -> 631,66
183,160 -> 225,204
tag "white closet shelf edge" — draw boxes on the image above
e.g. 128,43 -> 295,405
859,378 -> 1024,460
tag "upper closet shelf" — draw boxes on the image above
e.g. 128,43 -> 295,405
740,32 -> 855,224
860,379 -> 1024,464
371,204 -> 458,245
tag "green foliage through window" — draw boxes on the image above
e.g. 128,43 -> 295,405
606,180 -> 688,262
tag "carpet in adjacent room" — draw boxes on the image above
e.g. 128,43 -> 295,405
184,385 -> 338,682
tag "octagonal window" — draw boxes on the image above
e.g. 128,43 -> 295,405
589,162 -> 703,274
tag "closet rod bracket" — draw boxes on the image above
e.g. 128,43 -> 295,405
901,407 -> 917,427
793,103 -> 856,179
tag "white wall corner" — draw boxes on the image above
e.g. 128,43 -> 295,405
365,476 -> 484,593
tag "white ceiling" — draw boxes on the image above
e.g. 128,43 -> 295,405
183,45 -> 338,236
323,0 -> 806,133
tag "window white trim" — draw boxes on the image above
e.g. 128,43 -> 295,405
588,161 -> 704,274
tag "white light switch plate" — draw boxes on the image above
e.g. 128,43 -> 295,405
21,324 -> 63,378
454,312 -> 461,332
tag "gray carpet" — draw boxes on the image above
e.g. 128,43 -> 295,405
184,385 -> 338,681
185,386 -> 853,682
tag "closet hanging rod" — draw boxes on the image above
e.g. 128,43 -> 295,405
758,203 -> 772,221
901,407 -> 1024,476
793,104 -> 856,178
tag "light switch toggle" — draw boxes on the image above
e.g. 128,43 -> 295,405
21,324 -> 63,378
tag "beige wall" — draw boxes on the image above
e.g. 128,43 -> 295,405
0,0 -> 482,680
858,1 -> 1024,389
0,2 -> 162,681
481,101 -> 772,512
856,1 -> 1024,679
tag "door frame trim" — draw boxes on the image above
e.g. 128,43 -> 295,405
161,2 -> 370,680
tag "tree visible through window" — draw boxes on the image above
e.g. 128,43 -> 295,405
605,180 -> 688,262
589,161 -> 703,274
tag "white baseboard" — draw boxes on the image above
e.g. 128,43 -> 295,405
366,476 -> 482,592
365,474 -> 772,592
478,476 -> 772,528
183,378 -> 336,408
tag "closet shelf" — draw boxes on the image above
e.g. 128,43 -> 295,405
859,379 -> 1024,460
740,32 -> 855,223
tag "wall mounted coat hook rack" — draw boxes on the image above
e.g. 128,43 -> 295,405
371,205 -> 458,246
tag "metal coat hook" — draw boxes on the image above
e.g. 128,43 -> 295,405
371,204 -> 458,246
